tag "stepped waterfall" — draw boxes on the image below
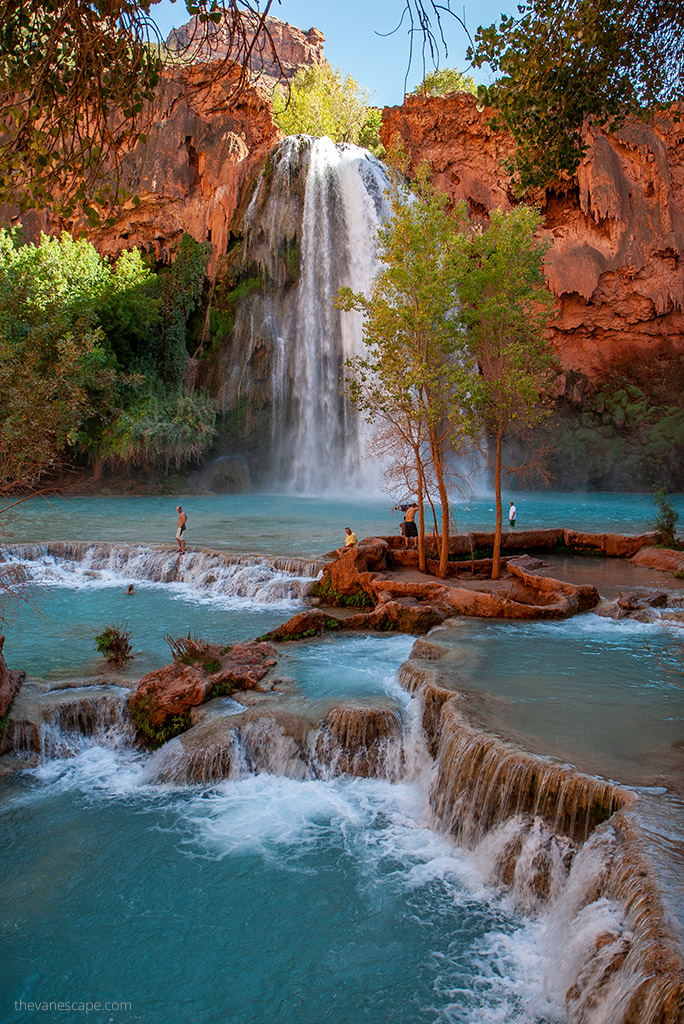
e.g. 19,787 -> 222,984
223,136 -> 392,493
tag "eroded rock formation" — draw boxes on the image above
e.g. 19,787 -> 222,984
380,93 -> 684,388
167,14 -> 325,90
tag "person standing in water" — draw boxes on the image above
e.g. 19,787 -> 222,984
508,501 -> 517,528
176,505 -> 187,554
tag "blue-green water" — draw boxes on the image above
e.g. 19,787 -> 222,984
3,492 -> 681,556
0,495 -> 681,1024
430,615 -> 684,788
0,742 -> 557,1024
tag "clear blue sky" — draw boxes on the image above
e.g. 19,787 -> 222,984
153,0 -> 516,107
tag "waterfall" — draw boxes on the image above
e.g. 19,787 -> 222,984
230,135 -> 392,494
1,542 -> 321,606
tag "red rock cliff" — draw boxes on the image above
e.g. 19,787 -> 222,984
11,63 -> 281,269
381,94 -> 684,394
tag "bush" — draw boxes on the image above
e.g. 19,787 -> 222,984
653,488 -> 679,547
95,623 -> 133,666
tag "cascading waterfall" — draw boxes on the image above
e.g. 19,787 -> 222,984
3,626 -> 683,1022
230,135 -> 392,493
1,541 -> 321,605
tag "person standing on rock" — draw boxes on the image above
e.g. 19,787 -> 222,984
508,501 -> 517,529
396,502 -> 419,549
176,505 -> 187,554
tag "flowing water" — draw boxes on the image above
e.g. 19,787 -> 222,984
226,136 -> 392,493
1,499 -> 683,1024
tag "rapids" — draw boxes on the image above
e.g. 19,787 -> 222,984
0,497 -> 683,1024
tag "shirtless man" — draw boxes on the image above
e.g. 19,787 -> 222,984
176,505 -> 187,554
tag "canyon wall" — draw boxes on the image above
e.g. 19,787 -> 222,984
381,93 -> 684,394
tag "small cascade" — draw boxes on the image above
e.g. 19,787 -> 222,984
1,542 -> 321,605
3,687 -> 134,760
229,135 -> 392,493
541,814 -> 684,1024
311,702 -> 405,780
430,702 -> 630,849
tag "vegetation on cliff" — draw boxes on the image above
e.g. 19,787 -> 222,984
271,62 -> 383,154
412,67 -> 477,98
470,0 -> 684,189
0,228 -> 216,491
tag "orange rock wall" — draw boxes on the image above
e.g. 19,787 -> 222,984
381,94 -> 684,393
13,65 -> 281,269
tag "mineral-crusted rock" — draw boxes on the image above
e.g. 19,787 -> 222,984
131,640 -> 278,735
630,547 -> 684,575
381,93 -> 684,389
0,636 -> 24,720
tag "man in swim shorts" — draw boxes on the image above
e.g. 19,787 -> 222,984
176,505 -> 187,554
396,502 -> 419,549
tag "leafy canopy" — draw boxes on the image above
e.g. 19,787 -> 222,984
336,167 -> 476,576
271,62 -> 384,155
450,205 -> 557,576
412,67 -> 477,97
470,0 -> 684,189
0,228 -> 216,489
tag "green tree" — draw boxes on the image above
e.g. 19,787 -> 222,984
652,488 -> 679,548
470,0 -> 684,190
452,206 -> 557,578
272,62 -> 384,154
412,67 -> 477,97
0,228 -> 216,488
156,233 -> 212,388
336,169 -> 475,577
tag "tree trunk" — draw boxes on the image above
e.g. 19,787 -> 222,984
417,461 -> 427,573
429,427 -> 450,578
492,429 -> 503,580
91,453 -> 102,482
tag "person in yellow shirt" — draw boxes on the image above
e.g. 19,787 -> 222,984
336,527 -> 358,557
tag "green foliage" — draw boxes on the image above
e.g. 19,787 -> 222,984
469,0 -> 684,189
209,679 -> 233,698
413,67 -> 478,97
101,389 -> 217,471
272,63 -> 384,155
533,373 -> 684,490
450,205 -> 556,576
157,234 -> 212,388
94,623 -> 133,666
336,166 -> 477,576
130,699 -> 191,748
311,574 -> 376,609
652,489 -> 679,547
0,228 -> 216,488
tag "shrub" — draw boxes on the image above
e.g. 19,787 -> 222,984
653,488 -> 680,547
95,623 -> 133,666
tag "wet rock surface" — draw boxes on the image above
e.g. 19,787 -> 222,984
0,635 -> 24,721
130,640 -> 278,744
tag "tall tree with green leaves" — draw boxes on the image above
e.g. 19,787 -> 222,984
452,206 -> 557,578
412,67 -> 477,97
470,0 -> 684,190
272,62 -> 383,154
336,169 -> 475,577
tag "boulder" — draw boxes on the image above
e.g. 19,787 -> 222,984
630,547 -> 684,575
131,640 -> 278,743
0,636 -> 24,720
260,609 -> 335,642
617,591 -> 669,611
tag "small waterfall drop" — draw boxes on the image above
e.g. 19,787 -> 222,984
229,135 -> 392,494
